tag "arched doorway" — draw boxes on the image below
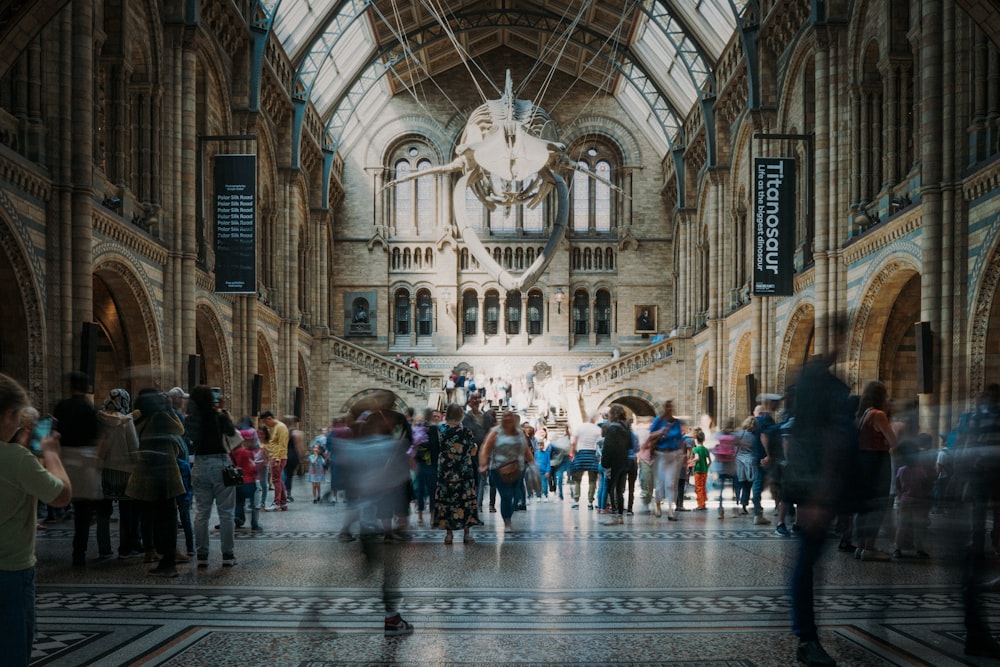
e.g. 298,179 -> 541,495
848,260 -> 921,400
91,259 -> 162,398
970,236 -> 1000,396
729,333 -> 752,422
195,303 -> 231,393
778,303 -> 815,391
257,332 -> 278,415
0,210 -> 43,401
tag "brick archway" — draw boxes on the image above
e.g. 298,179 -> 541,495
777,302 -> 815,392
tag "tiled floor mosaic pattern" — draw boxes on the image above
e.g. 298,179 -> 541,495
30,487 -> 1000,666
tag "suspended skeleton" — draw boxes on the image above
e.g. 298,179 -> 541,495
386,71 -> 621,291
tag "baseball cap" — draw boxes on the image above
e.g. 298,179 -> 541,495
167,386 -> 189,398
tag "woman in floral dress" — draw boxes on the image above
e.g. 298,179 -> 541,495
433,403 -> 481,544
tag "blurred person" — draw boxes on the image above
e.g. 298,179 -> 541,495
648,400 -> 685,520
956,385 -> 1000,657
331,391 -> 414,635
284,416 -> 305,502
256,422 -> 271,507
260,411 -> 289,511
433,403 -> 481,544
892,435 -> 934,559
54,371 -> 107,566
733,416 -> 758,516
96,388 -> 142,559
175,446 -> 194,556
783,320 -> 856,667
548,427 -> 570,500
753,399 -> 781,525
569,413 -> 602,510
600,405 -> 631,525
308,442 -> 328,503
0,373 -> 72,666
636,421 -> 654,513
518,422 -> 537,510
462,393 -> 495,512
479,411 -> 533,530
231,428 -> 262,531
188,385 -> 238,567
412,408 -> 440,525
533,428 -> 551,501
127,390 -> 186,576
854,381 -> 898,561
691,428 -> 711,510
712,419 -> 740,519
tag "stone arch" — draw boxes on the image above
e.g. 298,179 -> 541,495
0,198 -> 45,404
727,332 -> 752,422
561,116 -> 644,168
256,331 -> 279,415
366,115 -> 452,168
847,257 -> 921,394
969,221 -> 1000,395
91,251 -> 164,394
195,300 -> 233,395
297,352 -> 310,427
598,388 -> 656,418
777,301 -> 815,391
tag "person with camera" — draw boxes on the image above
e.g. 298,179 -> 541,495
0,373 -> 72,666
188,385 -> 238,567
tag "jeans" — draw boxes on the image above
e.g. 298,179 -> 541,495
638,460 -> 654,505
489,469 -> 518,522
477,471 -> 498,509
609,467 -> 628,516
270,458 -> 288,507
414,463 -> 437,514
626,460 -> 638,511
193,454 -> 236,558
572,470 -> 598,504
141,497 -> 178,568
117,498 -> 142,555
0,567 -> 35,667
176,496 -> 194,554
72,498 -> 112,560
552,460 -> 569,499
751,460 -> 767,515
653,449 -> 684,517
235,481 -> 261,529
597,470 -> 609,509
284,459 -> 298,499
791,511 -> 828,641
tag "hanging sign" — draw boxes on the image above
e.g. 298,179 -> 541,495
752,157 -> 795,296
214,154 -> 257,293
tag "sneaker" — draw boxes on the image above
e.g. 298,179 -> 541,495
796,639 -> 836,666
653,503 -> 662,518
337,532 -> 356,542
147,566 -> 179,578
489,506 -> 497,513
174,550 -> 191,563
891,549 -> 904,559
588,504 -> 594,510
251,525 -> 263,532
264,504 -> 281,512
571,503 -> 579,509
753,515 -> 771,526
776,523 -> 790,536
384,613 -> 414,636
626,510 -> 634,516
222,553 -> 235,567
859,548 -> 891,562
279,505 -> 289,511
837,540 -> 856,551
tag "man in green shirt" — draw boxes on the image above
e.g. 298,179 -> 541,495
0,374 -> 72,666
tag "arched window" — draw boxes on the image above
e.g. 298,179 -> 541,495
460,248 -> 470,270
594,161 -> 612,232
403,248 -> 412,270
415,160 -> 433,234
484,290 -> 500,335
463,291 -> 478,335
573,162 -> 589,232
394,160 -> 413,234
595,248 -> 603,271
570,150 -> 618,235
395,290 -> 410,335
527,290 -> 543,335
425,248 -> 433,268
414,247 -> 422,269
583,248 -> 593,271
492,247 -> 502,264
503,247 -> 513,269
506,291 -> 522,335
572,248 -> 582,270
515,247 -> 524,270
417,290 -> 432,336
391,248 -> 401,270
572,289 -> 589,335
605,248 -> 614,270
595,289 -> 611,336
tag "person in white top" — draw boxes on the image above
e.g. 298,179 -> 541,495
569,414 -> 602,509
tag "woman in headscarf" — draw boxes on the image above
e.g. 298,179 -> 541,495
97,389 -> 142,558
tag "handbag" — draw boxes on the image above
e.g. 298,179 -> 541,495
62,446 -> 105,500
222,465 -> 244,487
524,461 -> 542,494
496,459 -> 522,483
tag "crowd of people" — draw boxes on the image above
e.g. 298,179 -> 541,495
5,364 -> 1000,663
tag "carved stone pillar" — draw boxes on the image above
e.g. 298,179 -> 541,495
71,0 -> 95,377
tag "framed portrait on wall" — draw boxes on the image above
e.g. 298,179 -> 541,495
635,305 -> 657,333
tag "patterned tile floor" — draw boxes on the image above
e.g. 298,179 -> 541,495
30,486 -> 1000,666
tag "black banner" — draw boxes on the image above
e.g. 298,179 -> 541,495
752,157 -> 795,296
214,154 -> 256,293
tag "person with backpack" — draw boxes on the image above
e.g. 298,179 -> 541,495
712,418 -> 739,519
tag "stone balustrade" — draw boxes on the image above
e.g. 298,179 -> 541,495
329,339 -> 429,397
579,339 -> 675,395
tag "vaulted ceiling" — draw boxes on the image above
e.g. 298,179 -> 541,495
264,0 -> 746,157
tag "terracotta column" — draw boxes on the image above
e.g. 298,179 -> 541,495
71,0 -> 95,376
